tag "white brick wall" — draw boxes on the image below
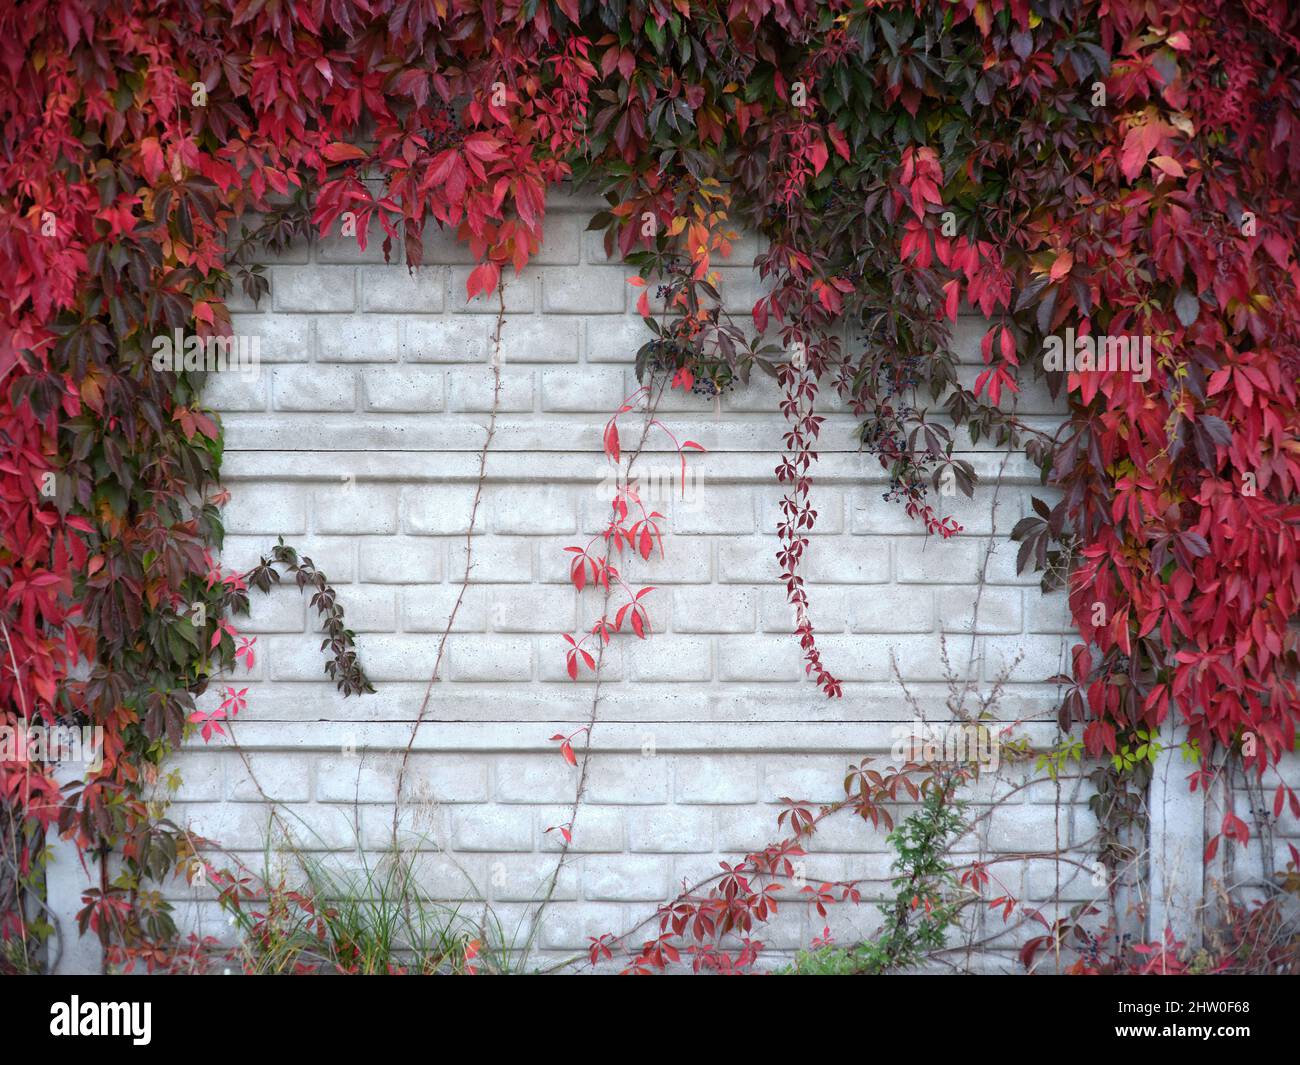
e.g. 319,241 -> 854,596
158,191 -> 1293,973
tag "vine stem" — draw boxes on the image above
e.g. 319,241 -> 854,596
526,375 -> 669,953
391,280 -> 506,837
776,341 -> 841,697
212,277 -> 507,926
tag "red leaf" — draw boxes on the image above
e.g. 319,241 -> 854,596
827,123 -> 851,162
807,140 -> 829,176
603,420 -> 621,463
322,142 -> 368,163
466,261 -> 500,300
139,138 -> 165,183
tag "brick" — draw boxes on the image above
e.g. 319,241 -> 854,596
716,635 -> 802,682
1024,856 -> 1098,902
676,757 -> 759,804
800,540 -> 890,584
448,537 -> 532,582
488,485 -> 576,534
451,807 -> 534,851
271,365 -> 356,411
582,228 -> 616,265
402,317 -> 490,363
717,538 -> 782,583
540,266 -> 626,313
987,804 -> 1068,852
312,756 -> 401,803
238,587 -> 306,633
716,806 -> 783,851
804,635 -> 891,681
935,586 -> 1022,634
541,367 -> 629,412
584,756 -> 671,805
490,855 -> 579,902
359,265 -> 446,312
168,753 -> 224,801
219,536 -> 355,582
805,813 -> 892,853
203,369 -> 267,412
342,635 -> 440,683
488,586 -> 576,632
172,803 -> 276,851
228,314 -> 311,363
894,537 -> 982,583
447,367 -> 534,411
583,856 -> 667,901
672,587 -> 755,633
401,755 -> 490,804
585,316 -> 648,363
637,535 -> 713,583
849,586 -> 933,633
367,804 -> 448,850
982,541 -> 1047,586
417,222 -> 480,264
530,213 -> 583,265
763,757 -> 845,803
887,634 -> 977,683
760,586 -> 847,633
362,368 -> 445,412
1026,590 -> 1073,633
316,315 -> 400,362
670,486 -> 754,534
444,636 -> 533,681
403,485 -> 480,535
983,634 -> 1070,683
711,266 -> 769,314
409,854 -> 486,901
497,317 -> 578,363
625,635 -> 711,682
310,585 -> 396,632
272,266 -> 355,312
357,537 -> 442,582
626,807 -> 713,852
315,485 -> 400,534
401,585 -> 487,632
538,640 -> 625,683
494,756 -> 575,803
222,484 -> 309,535
538,806 -> 624,852
537,902 -> 626,950
839,853 -> 898,899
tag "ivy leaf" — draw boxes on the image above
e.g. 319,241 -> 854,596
1174,289 -> 1200,326
322,142 -> 368,163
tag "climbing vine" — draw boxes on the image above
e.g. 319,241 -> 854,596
2,0 -> 1298,967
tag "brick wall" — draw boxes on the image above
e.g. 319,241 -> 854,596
144,189 -> 1272,973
